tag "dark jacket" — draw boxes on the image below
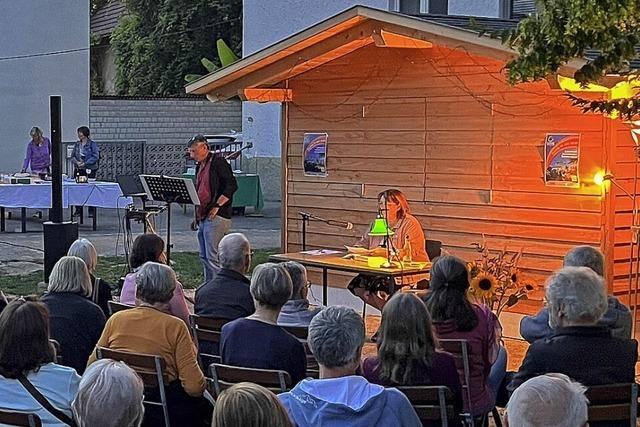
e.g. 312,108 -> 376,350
520,296 -> 632,343
509,326 -> 637,393
41,292 -> 106,374
195,153 -> 238,220
194,268 -> 255,319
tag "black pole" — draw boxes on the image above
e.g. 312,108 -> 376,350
166,202 -> 172,263
301,213 -> 307,251
50,96 -> 63,222
43,96 -> 78,281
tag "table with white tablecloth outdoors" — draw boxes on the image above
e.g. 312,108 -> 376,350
0,180 -> 132,232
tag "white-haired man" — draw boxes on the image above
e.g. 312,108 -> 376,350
506,373 -> 588,427
278,306 -> 421,426
509,267 -> 637,393
520,245 -> 631,342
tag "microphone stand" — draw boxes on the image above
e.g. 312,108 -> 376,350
299,211 -> 351,251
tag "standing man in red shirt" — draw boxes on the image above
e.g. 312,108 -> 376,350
188,135 -> 238,282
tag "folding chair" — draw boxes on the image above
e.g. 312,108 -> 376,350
209,363 -> 292,399
586,383 -> 638,426
397,385 -> 456,427
438,339 -> 501,427
281,325 -> 309,340
49,339 -> 62,364
0,410 -> 42,427
107,300 -> 134,316
96,347 -> 170,427
189,314 -> 230,368
302,341 -> 320,379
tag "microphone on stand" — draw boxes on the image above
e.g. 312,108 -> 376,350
298,211 -> 352,229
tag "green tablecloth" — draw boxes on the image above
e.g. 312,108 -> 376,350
182,172 -> 264,213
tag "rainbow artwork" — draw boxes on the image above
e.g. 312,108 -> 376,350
303,132 -> 328,177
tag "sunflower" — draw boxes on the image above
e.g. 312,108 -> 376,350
471,272 -> 498,298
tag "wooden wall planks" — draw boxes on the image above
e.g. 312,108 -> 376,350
284,43 -> 615,292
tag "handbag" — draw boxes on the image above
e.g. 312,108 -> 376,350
17,374 -> 77,427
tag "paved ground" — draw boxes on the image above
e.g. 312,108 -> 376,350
0,202 -> 281,274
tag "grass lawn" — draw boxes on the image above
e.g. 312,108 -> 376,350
0,248 -> 280,297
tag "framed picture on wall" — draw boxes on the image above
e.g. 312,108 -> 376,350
544,133 -> 580,187
303,132 -> 328,177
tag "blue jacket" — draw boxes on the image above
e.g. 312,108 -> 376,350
71,139 -> 100,168
520,295 -> 631,343
277,299 -> 322,327
278,375 -> 422,427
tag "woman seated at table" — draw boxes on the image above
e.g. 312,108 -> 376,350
347,189 -> 427,311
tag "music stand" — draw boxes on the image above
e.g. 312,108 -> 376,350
140,175 -> 200,262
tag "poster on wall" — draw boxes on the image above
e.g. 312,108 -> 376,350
303,132 -> 328,177
544,133 -> 580,187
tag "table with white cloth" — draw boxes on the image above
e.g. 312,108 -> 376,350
0,180 -> 132,232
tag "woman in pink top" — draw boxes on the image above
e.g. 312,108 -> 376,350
348,189 -> 428,310
424,255 -> 506,417
119,234 -> 190,325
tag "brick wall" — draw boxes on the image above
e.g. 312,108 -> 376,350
89,96 -> 242,144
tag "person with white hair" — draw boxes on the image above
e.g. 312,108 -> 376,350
220,263 -> 306,384
505,373 -> 588,427
68,238 -> 113,317
88,262 -> 210,426
520,245 -> 631,342
41,256 -> 105,374
195,233 -> 254,320
509,266 -> 637,393
278,306 -> 421,427
277,261 -> 322,327
72,359 -> 144,427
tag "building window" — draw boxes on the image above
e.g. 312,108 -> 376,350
391,0 -> 446,15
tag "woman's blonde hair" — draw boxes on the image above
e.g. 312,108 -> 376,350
30,127 -> 43,140
48,256 -> 92,297
212,382 -> 292,427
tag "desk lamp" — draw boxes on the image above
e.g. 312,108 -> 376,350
368,215 -> 395,268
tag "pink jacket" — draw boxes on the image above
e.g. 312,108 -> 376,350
119,272 -> 191,326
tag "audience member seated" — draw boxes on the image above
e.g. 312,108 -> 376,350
68,238 -> 113,318
195,233 -> 254,319
509,266 -> 637,392
88,262 -> 210,427
0,299 -> 81,426
72,358 -> 144,427
42,256 -> 105,375
505,373 -> 588,427
520,246 -> 631,343
220,263 -> 306,384
424,255 -> 506,416
120,234 -> 190,325
362,292 -> 463,421
279,306 -> 421,426
277,261 -> 322,327
212,382 -> 292,427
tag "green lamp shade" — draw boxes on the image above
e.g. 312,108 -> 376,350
368,216 -> 394,236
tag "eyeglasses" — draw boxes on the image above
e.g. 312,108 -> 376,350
305,280 -> 312,288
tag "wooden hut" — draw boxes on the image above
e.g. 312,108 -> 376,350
186,6 -> 639,309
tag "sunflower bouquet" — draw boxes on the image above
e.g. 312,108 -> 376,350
467,235 -> 535,317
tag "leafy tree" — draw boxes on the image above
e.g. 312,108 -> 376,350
503,0 -> 640,119
110,0 -> 241,96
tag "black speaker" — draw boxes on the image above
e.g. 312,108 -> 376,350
43,221 -> 79,281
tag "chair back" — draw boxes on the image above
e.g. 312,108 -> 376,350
425,239 -> 442,261
397,385 -> 455,427
0,410 -> 42,427
586,383 -> 638,426
209,363 -> 292,398
189,315 -> 230,368
107,300 -> 134,316
95,347 -> 170,427
438,339 -> 473,416
49,339 -> 62,364
281,325 -> 309,340
302,341 -> 320,379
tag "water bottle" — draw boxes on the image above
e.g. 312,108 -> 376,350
402,235 -> 412,263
